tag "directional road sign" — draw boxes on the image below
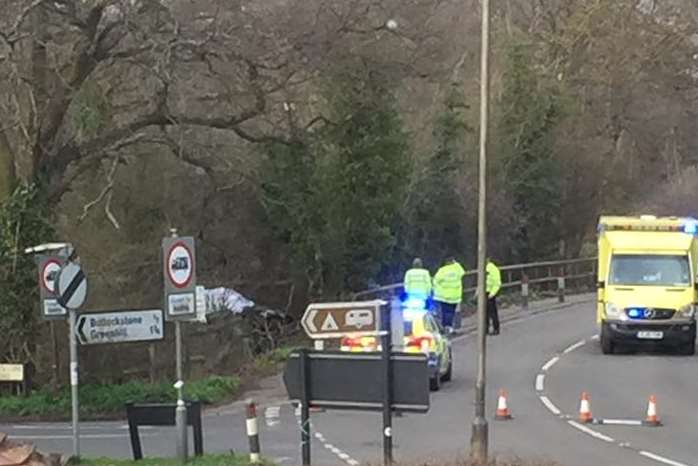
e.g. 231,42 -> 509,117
76,309 -> 164,345
301,301 -> 384,339
162,236 -> 197,321
56,262 -> 87,310
37,255 -> 67,319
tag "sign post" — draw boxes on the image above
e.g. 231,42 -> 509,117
162,229 -> 197,462
289,300 -> 427,466
56,257 -> 88,462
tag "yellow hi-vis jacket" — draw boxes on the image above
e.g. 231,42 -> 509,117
486,261 -> 502,297
403,268 -> 432,297
433,262 -> 465,304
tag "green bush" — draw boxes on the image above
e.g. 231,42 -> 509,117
0,375 -> 240,418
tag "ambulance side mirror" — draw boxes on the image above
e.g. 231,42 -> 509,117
597,281 -> 605,289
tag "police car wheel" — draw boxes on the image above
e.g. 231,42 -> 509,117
442,351 -> 453,382
430,374 -> 441,391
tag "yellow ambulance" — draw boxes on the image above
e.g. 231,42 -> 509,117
597,215 -> 697,354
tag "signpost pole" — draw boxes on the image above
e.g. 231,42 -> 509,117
299,349 -> 311,466
169,228 -> 188,462
471,0 -> 490,460
381,305 -> 393,466
69,307 -> 80,459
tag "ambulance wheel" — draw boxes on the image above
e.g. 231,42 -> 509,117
601,325 -> 614,355
680,339 -> 695,356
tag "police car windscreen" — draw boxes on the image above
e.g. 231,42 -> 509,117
609,254 -> 690,287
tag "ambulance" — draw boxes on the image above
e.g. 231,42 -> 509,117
597,215 -> 698,354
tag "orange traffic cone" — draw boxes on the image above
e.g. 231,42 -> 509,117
642,395 -> 661,426
579,392 -> 593,423
495,389 -> 513,420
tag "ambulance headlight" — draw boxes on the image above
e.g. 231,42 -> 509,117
605,303 -> 623,319
679,304 -> 695,318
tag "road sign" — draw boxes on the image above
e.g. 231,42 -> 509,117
37,255 -> 67,319
76,309 -> 164,345
162,236 -> 197,321
56,262 -> 87,309
283,350 -> 429,412
301,301 -> 384,339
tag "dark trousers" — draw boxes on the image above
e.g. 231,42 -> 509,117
487,295 -> 499,333
438,302 -> 457,328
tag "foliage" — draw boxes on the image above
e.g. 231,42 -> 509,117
74,453 -> 268,466
0,375 -> 240,418
399,84 -> 474,270
262,68 -> 410,296
0,184 -> 54,362
495,41 -> 565,262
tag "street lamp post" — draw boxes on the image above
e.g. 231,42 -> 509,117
471,0 -> 490,461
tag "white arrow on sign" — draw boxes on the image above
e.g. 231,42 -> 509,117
305,309 -> 318,332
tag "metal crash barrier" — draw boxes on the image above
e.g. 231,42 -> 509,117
125,401 -> 203,460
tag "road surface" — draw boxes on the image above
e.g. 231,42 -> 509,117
3,296 -> 697,465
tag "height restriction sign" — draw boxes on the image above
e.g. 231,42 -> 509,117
162,236 -> 197,321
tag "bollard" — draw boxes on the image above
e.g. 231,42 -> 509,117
521,275 -> 529,309
174,380 -> 188,462
557,276 -> 565,303
246,400 -> 261,463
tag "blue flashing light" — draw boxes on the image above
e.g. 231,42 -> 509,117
684,220 -> 698,234
628,308 -> 641,319
404,297 -> 427,310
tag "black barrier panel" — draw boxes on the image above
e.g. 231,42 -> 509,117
283,350 -> 429,412
125,401 -> 203,460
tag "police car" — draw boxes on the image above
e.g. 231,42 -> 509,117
340,295 -> 453,391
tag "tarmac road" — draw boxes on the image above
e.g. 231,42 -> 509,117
3,295 -> 697,465
308,297 -> 697,466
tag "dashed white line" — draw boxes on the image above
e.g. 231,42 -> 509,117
563,340 -> 586,354
347,460 -> 360,466
539,395 -> 561,415
639,451 -> 693,466
535,374 -> 545,391
600,419 -> 643,426
590,334 -> 600,341
541,356 -> 560,371
567,420 -> 614,443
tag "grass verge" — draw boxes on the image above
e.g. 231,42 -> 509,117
75,453 -> 271,466
0,375 -> 240,419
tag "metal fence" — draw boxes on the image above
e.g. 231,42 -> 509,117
352,257 -> 597,308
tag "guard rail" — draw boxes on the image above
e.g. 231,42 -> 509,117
352,257 -> 597,308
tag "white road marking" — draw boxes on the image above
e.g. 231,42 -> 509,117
563,340 -> 586,354
314,432 -> 325,441
542,356 -> 560,371
591,334 -> 600,341
324,443 -> 335,450
600,419 -> 643,426
535,374 -> 545,391
639,451 -> 693,466
567,420 -> 614,443
265,406 -> 281,427
539,396 -> 561,415
347,461 -> 360,466
10,433 -> 157,440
